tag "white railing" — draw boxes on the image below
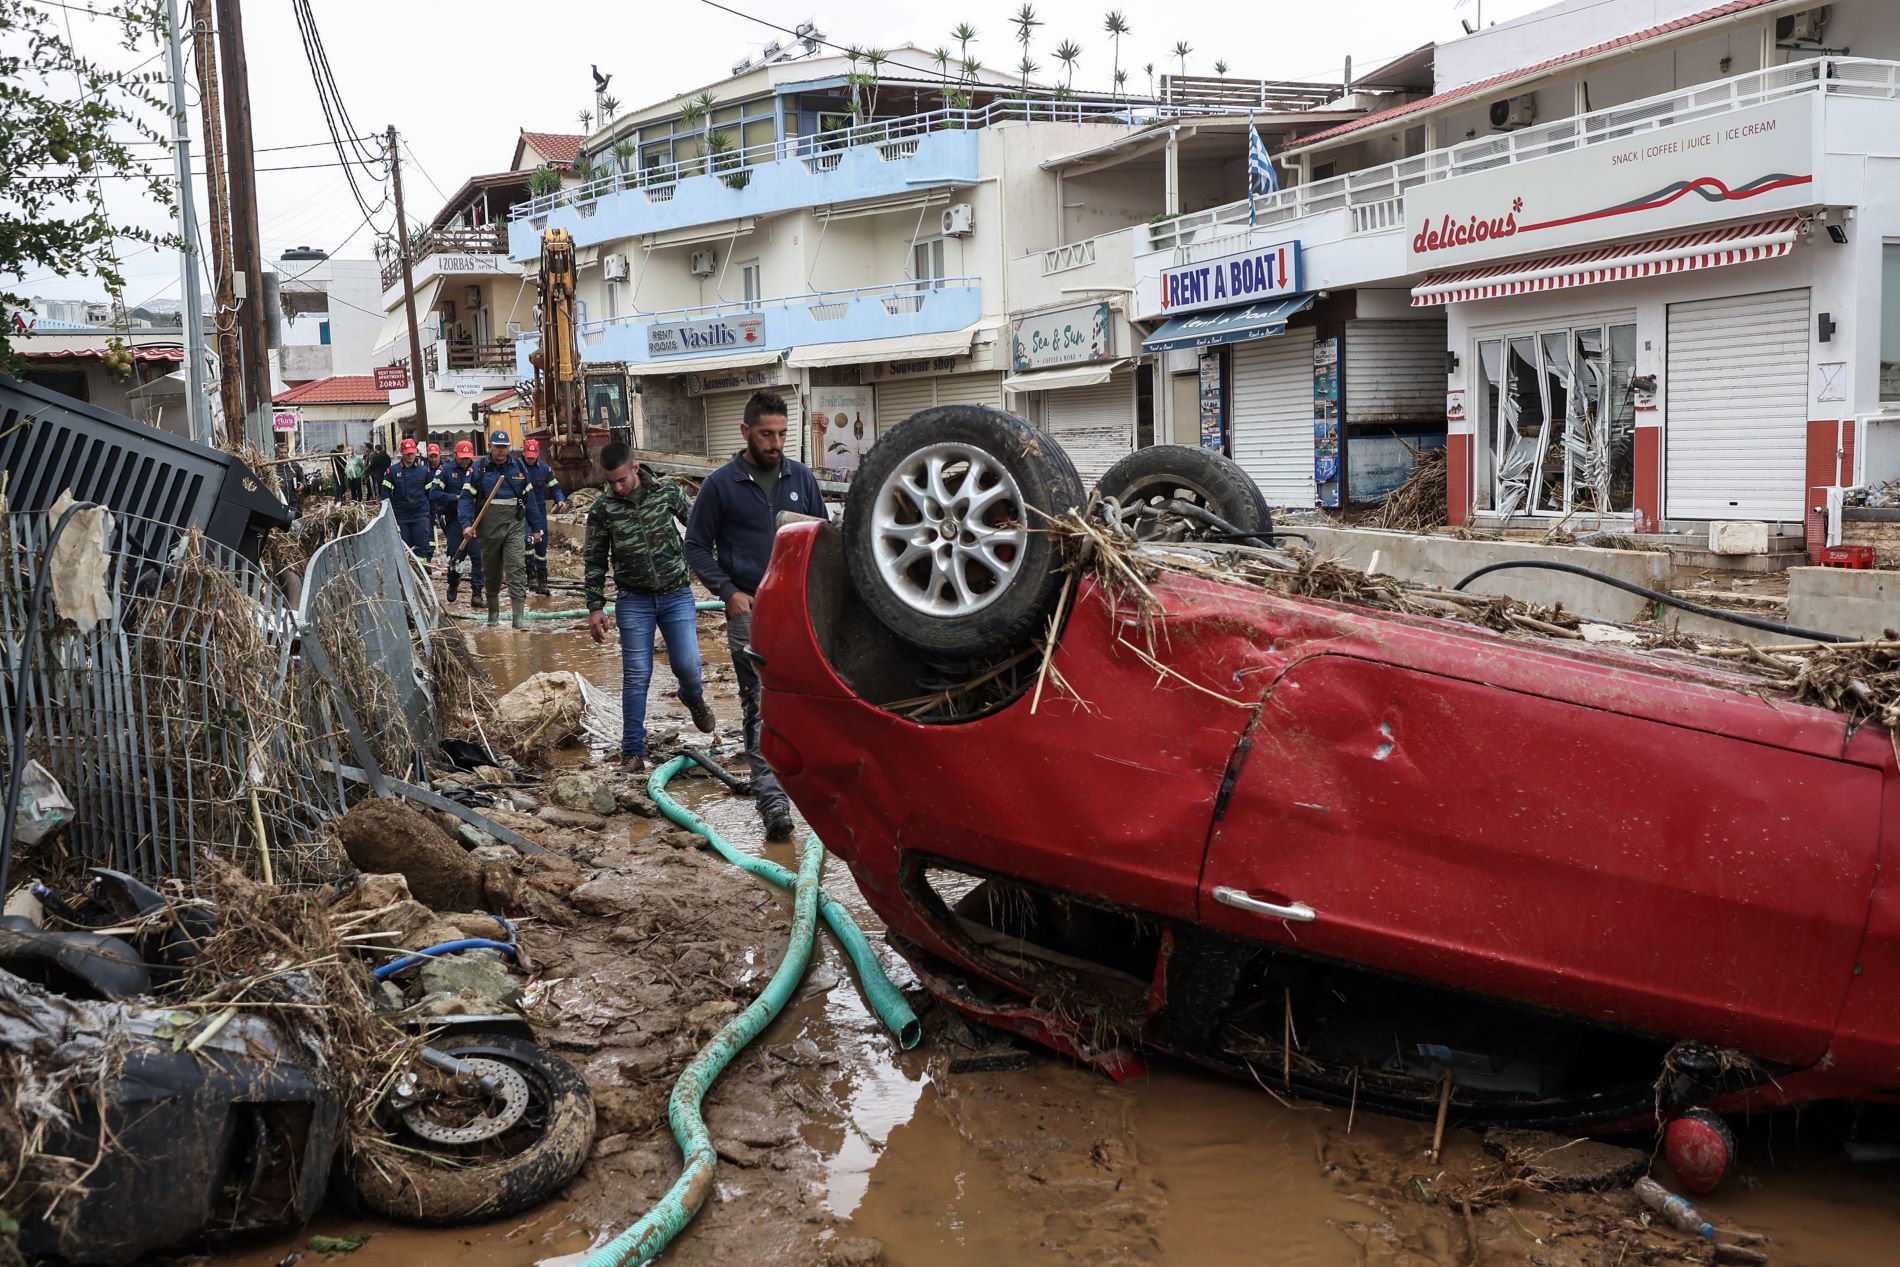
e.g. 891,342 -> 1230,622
513,96 -> 1298,222
1043,239 -> 1098,274
1144,56 -> 1900,253
575,277 -> 980,336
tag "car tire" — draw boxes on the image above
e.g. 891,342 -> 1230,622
844,404 -> 1084,659
1094,444 -> 1272,539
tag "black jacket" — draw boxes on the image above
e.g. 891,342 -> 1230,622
683,454 -> 826,600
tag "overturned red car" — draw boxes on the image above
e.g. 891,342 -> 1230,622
750,406 -> 1899,1147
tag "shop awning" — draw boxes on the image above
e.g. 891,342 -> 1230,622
1409,217 -> 1804,307
786,326 -> 979,369
628,348 -> 785,377
1001,359 -> 1130,394
370,277 -> 442,360
1142,294 -> 1315,352
373,389 -> 479,432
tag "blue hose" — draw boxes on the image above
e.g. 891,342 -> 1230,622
372,937 -> 520,980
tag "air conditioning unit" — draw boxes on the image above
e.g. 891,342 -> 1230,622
689,249 -> 718,278
941,203 -> 975,237
1778,8 -> 1829,44
1488,94 -> 1537,131
603,253 -> 631,282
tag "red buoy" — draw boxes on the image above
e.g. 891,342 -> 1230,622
1664,1109 -> 1736,1196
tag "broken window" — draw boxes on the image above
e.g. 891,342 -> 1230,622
1474,317 -> 1638,518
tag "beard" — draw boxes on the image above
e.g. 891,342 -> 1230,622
745,439 -> 783,468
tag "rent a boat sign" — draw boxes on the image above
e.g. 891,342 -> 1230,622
1137,240 -> 1302,320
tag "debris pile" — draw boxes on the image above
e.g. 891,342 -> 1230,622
1844,477 -> 1900,508
1371,443 -> 1448,532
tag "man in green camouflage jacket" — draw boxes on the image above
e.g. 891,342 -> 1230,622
585,440 -> 717,772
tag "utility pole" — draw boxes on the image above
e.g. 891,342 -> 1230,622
387,125 -> 429,438
190,6 -> 243,443
161,0 -> 211,445
215,0 -> 270,440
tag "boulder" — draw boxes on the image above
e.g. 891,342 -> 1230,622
495,672 -> 586,755
538,805 -> 608,831
550,772 -> 616,815
418,952 -> 522,1010
332,799 -> 481,911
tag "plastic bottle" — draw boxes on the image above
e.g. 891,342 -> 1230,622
1634,1176 -> 1716,1239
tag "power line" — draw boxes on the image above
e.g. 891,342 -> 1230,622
19,159 -> 379,178
290,0 -> 389,222
117,134 -> 383,153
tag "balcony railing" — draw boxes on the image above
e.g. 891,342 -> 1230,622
578,278 -> 980,340
1143,56 -> 1900,254
379,225 -> 511,289
422,337 -> 516,377
513,97 -> 1295,222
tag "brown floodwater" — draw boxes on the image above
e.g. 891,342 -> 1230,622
209,614 -> 1900,1267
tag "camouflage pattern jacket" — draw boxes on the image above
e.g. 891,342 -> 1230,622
584,474 -> 694,606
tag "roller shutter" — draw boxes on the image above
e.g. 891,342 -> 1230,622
1230,329 -> 1317,507
703,384 -> 803,463
1343,319 -> 1446,424
1041,371 -> 1135,487
874,380 -> 937,429
933,372 -> 1005,409
1665,288 -> 1808,520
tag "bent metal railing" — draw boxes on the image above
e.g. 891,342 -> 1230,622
0,504 -> 438,885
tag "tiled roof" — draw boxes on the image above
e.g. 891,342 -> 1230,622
22,346 -> 182,362
274,374 -> 388,406
1292,0 -> 1785,151
519,131 -> 583,169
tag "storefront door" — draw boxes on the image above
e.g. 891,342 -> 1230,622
1472,321 -> 1637,517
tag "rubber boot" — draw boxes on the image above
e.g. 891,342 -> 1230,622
511,597 -> 528,631
446,568 -> 461,603
468,586 -> 484,610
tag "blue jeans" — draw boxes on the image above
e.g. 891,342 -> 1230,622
615,588 -> 705,756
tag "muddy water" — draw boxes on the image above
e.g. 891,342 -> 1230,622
218,615 -> 1900,1267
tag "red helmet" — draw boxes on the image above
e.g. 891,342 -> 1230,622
454,439 -> 474,459
399,437 -> 418,455
523,438 -> 541,459
426,442 -> 441,457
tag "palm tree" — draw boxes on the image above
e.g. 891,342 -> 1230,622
1113,67 -> 1128,101
611,138 -> 636,186
1017,53 -> 1040,92
678,94 -> 709,173
953,22 -> 978,64
932,46 -> 953,110
864,48 -> 888,120
598,94 -> 621,120
958,57 -> 982,110
1213,59 -> 1229,76
576,107 -> 594,132
1143,60 -> 1155,98
1054,39 -> 1081,95
1011,5 -> 1042,91
845,44 -> 864,121
1104,11 -> 1129,96
1172,40 -> 1191,80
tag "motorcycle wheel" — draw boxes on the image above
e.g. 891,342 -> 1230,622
346,1033 -> 594,1226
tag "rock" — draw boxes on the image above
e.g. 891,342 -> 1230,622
594,1132 -> 634,1159
508,792 -> 541,814
826,1237 -> 885,1267
615,785 -> 659,817
418,952 -> 522,1009
474,764 -> 514,784
619,1048 -> 669,1082
538,805 -> 609,831
687,999 -> 739,1026
446,912 -> 511,940
332,799 -> 481,911
569,872 -> 638,917
550,772 -> 616,815
456,822 -> 499,851
495,672 -> 587,755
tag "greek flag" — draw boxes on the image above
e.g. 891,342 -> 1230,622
1247,120 -> 1278,227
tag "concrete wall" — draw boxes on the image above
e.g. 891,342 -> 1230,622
1787,565 -> 1900,639
638,374 -> 705,453
1299,524 -> 1674,621
1434,0 -> 1771,91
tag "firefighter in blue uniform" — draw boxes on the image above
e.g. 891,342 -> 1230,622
458,429 -> 542,629
430,439 -> 484,606
380,437 -> 436,559
519,437 -> 569,595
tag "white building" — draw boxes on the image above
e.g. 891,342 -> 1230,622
275,248 -> 383,386
507,49 -> 1357,482
1112,0 -> 1900,554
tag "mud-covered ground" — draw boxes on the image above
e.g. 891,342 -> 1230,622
204,545 -> 1900,1267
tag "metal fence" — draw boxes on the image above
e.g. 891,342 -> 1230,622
1,503 -> 441,886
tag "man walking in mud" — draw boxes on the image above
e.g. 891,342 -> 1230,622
684,390 -> 826,841
585,440 -> 717,773
458,429 -> 541,629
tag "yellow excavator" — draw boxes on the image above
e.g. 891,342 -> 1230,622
525,227 -> 633,486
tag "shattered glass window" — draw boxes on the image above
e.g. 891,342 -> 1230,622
1497,337 -> 1541,516
1607,324 -> 1637,512
1535,332 -> 1572,512
1476,340 -> 1503,510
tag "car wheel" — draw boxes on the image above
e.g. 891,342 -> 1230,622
844,404 -> 1084,659
1094,444 -> 1271,540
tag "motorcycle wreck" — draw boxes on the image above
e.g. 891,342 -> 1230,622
0,865 -> 593,1265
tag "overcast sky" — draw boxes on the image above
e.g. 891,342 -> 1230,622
18,0 -> 1550,306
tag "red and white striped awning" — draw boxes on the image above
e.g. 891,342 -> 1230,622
1410,217 -> 1804,307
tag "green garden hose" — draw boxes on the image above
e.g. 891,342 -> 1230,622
577,758 -> 919,1266
451,600 -> 724,622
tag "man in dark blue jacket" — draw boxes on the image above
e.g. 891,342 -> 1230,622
684,389 -> 826,840
430,439 -> 484,606
458,430 -> 543,629
380,437 -> 436,559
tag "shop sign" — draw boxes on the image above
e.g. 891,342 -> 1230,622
1009,301 -> 1113,371
1406,96 -> 1816,270
861,355 -> 967,381
372,365 -> 409,391
1139,240 -> 1300,320
811,386 -> 875,478
434,253 -> 505,274
271,410 -> 298,433
647,313 -> 766,358
684,365 -> 777,396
